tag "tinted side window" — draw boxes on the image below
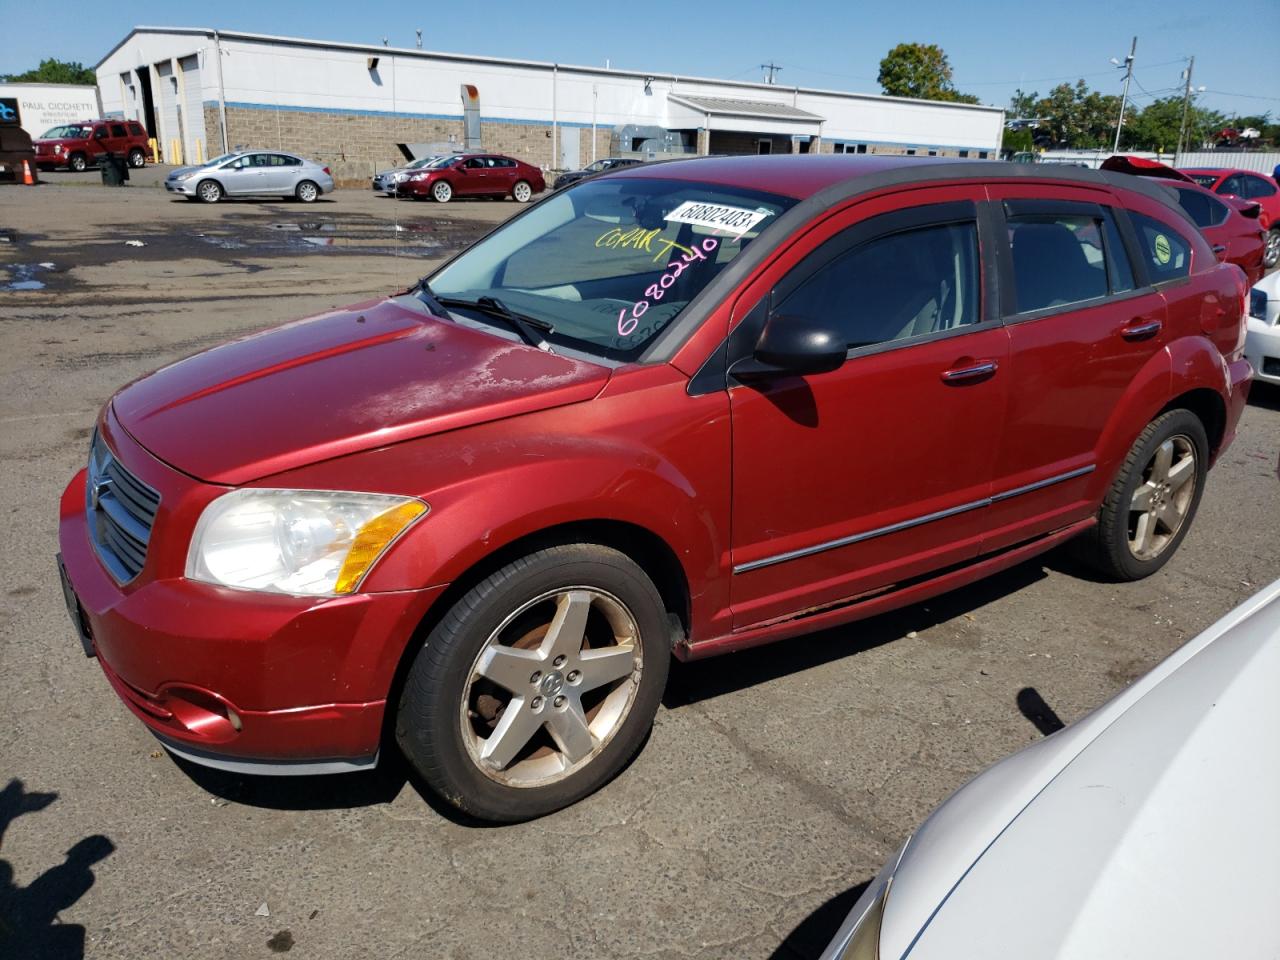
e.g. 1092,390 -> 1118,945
127,122 -> 144,136
1172,187 -> 1228,228
780,222 -> 980,349
1101,212 -> 1135,293
1008,215 -> 1109,313
111,124 -> 127,137
1244,175 -> 1277,199
1131,213 -> 1191,282
1217,174 -> 1245,197
94,126 -> 108,140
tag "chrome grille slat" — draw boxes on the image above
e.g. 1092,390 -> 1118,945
86,431 -> 159,582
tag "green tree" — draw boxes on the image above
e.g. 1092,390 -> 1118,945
1008,88 -> 1039,120
0,58 -> 96,85
1026,81 -> 1122,149
878,43 -> 979,104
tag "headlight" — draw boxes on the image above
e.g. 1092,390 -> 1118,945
825,838 -> 910,960
395,173 -> 408,182
186,489 -> 427,596
411,172 -> 431,181
1250,288 -> 1267,321
54,144 -> 63,153
175,171 -> 195,182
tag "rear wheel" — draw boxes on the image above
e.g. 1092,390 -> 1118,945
196,179 -> 222,203
1075,409 -> 1207,580
512,180 -> 533,203
1264,228 -> 1280,269
295,180 -> 319,203
127,148 -> 146,169
69,152 -> 87,172
396,543 -> 670,822
431,180 -> 453,203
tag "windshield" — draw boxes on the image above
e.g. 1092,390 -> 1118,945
407,156 -> 446,170
41,125 -> 90,139
430,177 -> 796,360
202,152 -> 237,168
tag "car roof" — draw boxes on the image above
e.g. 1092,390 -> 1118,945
608,153 -> 1190,204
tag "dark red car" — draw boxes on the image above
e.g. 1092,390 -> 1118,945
35,119 -> 150,172
1101,156 -> 1267,284
58,156 -> 1251,822
396,152 -> 544,203
1182,166 -> 1280,267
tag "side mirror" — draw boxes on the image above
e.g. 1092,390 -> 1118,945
734,314 -> 846,377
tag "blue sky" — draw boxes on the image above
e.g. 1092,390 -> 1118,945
1,0 -> 1277,117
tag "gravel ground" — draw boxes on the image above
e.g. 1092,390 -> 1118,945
2,175 -> 1278,960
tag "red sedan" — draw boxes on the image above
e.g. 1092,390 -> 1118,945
1182,166 -> 1280,268
396,153 -> 544,203
1102,156 -> 1268,284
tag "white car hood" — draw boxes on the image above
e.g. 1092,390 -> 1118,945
881,582 -> 1280,959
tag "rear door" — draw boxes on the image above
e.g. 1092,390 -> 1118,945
728,186 -> 1010,629
981,182 -> 1168,552
492,157 -> 518,195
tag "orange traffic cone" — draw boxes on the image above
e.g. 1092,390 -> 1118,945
21,158 -> 36,185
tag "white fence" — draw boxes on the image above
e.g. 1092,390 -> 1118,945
1174,152 -> 1280,174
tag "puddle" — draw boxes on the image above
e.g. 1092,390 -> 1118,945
3,262 -> 53,291
300,236 -> 442,250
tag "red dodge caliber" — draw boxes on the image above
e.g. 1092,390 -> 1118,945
58,156 -> 1252,822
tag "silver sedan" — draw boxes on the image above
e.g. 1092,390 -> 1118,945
165,151 -> 335,203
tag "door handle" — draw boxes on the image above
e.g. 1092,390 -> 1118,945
1121,319 -> 1162,341
940,359 -> 999,384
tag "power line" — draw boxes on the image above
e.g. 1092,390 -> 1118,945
962,57 -> 1190,88
1202,89 -> 1280,102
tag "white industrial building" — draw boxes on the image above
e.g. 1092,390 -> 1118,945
95,27 -> 1005,176
0,82 -> 100,139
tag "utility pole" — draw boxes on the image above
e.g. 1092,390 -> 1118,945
1112,36 -> 1136,153
761,63 -> 782,85
1176,56 -> 1195,157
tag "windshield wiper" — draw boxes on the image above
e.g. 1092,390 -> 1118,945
413,276 -> 451,319
439,294 -> 556,353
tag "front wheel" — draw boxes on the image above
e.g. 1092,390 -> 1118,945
512,179 -> 533,203
295,180 -> 319,203
1264,228 -> 1280,269
127,148 -> 146,169
196,179 -> 222,203
69,153 -> 87,172
396,544 -> 670,822
431,180 -> 453,203
1075,409 -> 1208,580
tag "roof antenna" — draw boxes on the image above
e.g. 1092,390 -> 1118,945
415,30 -> 422,49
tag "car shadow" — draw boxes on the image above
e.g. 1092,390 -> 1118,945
0,779 -> 115,960
664,559 -> 1047,708
1248,381 -> 1280,411
768,879 -> 872,959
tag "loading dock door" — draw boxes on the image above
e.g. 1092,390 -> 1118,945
179,55 -> 207,162
155,61 -> 181,162
559,126 -> 580,170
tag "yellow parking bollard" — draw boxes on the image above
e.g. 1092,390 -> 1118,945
169,138 -> 183,166
149,138 -> 159,164
195,139 -> 204,165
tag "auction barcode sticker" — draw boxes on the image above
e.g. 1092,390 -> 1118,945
664,201 -> 770,235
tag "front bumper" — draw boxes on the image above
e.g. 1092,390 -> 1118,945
164,178 -> 198,196
57,426 -> 446,772
1245,316 -> 1280,386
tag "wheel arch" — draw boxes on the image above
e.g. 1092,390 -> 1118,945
1159,387 -> 1227,460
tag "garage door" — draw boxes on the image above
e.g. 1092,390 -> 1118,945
179,55 -> 208,163
154,61 -> 182,163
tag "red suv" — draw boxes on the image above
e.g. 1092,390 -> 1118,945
35,119 -> 149,172
57,156 -> 1251,822
396,152 -> 544,202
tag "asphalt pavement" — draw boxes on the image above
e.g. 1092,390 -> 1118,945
2,172 -> 1278,960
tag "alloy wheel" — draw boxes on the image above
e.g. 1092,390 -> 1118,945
198,181 -> 221,203
297,181 -> 318,202
433,181 -> 452,202
1128,434 -> 1197,560
1265,230 -> 1280,269
460,587 -> 643,788
513,181 -> 532,202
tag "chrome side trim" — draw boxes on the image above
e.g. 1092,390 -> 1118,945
733,464 -> 1096,575
156,734 -> 379,777
989,464 -> 1095,503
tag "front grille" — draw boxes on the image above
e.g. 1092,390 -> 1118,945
85,431 -> 160,583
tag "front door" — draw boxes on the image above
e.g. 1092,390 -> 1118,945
981,183 -> 1174,552
220,154 -> 263,195
456,157 -> 489,196
728,188 -> 1009,629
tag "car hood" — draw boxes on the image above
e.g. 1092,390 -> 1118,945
111,296 -> 611,485
1100,154 -> 1197,183
882,581 -> 1280,959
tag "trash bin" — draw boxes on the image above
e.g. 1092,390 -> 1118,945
100,153 -> 129,186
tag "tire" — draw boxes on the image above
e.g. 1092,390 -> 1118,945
196,179 -> 222,203
512,180 -> 533,203
396,543 -> 670,823
431,180 -> 453,203
1264,228 -> 1280,270
69,153 -> 87,172
127,148 -> 146,169
1075,409 -> 1208,581
295,180 -> 319,203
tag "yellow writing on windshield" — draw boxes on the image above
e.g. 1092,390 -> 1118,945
596,227 -> 694,263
